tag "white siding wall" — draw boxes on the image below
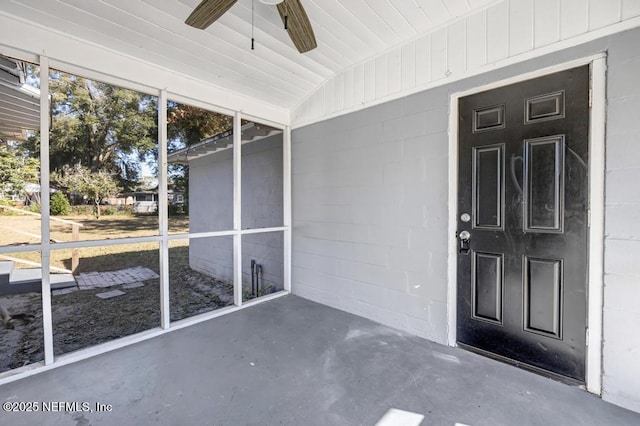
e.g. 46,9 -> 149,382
293,0 -> 640,128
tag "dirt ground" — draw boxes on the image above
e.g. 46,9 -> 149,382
1,264 -> 234,372
0,214 -> 241,373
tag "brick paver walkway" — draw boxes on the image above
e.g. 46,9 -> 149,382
75,266 -> 159,290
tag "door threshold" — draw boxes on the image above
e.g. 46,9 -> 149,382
457,342 -> 585,388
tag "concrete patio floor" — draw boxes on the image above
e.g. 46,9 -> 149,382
0,295 -> 638,426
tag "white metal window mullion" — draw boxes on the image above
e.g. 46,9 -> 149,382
233,111 -> 243,306
39,56 -> 54,365
283,125 -> 292,293
158,89 -> 170,329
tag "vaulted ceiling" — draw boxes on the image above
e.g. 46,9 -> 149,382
0,0 -> 498,110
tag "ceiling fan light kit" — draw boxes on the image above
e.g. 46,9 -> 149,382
185,0 -> 317,53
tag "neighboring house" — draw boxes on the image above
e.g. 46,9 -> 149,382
107,189 -> 183,213
105,195 -> 135,206
167,189 -> 184,207
130,191 -> 158,214
0,183 -> 37,205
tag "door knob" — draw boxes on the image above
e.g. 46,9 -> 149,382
458,230 -> 471,255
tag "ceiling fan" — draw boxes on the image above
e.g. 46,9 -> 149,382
185,0 -> 317,53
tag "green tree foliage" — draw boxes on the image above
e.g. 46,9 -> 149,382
45,71 -> 158,190
0,145 -> 40,201
167,102 -> 233,147
54,164 -> 120,219
13,68 -> 237,212
50,191 -> 71,216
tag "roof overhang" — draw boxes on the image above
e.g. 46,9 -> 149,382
167,122 -> 282,164
0,55 -> 40,141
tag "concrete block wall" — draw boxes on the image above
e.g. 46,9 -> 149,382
601,32 -> 640,412
189,134 -> 284,293
189,145 -> 233,281
189,236 -> 234,281
292,88 -> 451,343
242,232 -> 284,294
240,134 -> 285,293
241,135 -> 284,229
292,27 -> 640,413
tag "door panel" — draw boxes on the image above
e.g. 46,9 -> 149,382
457,66 -> 589,381
523,256 -> 563,338
525,91 -> 565,123
473,144 -> 504,229
524,136 -> 564,232
472,252 -> 504,324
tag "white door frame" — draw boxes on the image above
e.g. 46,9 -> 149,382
446,54 -> 607,395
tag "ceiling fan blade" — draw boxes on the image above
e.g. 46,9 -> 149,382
276,0 -> 317,53
185,0 -> 237,29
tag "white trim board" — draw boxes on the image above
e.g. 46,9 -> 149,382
446,54 -> 606,395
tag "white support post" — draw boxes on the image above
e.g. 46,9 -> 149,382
158,89 -> 170,329
447,93 -> 459,347
586,56 -> 607,395
39,56 -> 54,365
233,111 -> 243,306
283,125 -> 292,293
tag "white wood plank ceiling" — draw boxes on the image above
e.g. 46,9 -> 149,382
0,0 -> 497,109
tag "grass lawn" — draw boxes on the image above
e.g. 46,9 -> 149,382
0,214 -> 189,273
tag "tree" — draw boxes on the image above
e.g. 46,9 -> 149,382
44,71 -> 158,190
50,191 -> 70,216
0,146 -> 40,202
54,164 -> 120,219
18,70 -> 237,208
167,102 -> 233,147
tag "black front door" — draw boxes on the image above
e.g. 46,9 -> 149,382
456,66 -> 590,381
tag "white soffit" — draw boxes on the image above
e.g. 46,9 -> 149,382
0,0 -> 498,113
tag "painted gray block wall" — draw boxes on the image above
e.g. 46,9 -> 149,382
601,32 -> 640,412
291,28 -> 640,412
189,145 -> 233,279
240,134 -> 285,292
189,134 -> 284,293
